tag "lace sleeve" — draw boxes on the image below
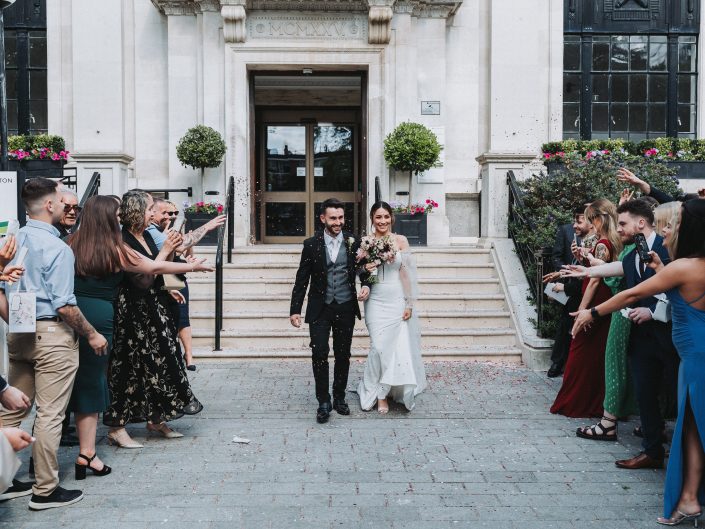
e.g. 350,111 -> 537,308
399,251 -> 418,310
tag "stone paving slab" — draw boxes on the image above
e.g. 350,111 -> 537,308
0,359 -> 667,528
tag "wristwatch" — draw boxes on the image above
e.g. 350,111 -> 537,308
590,307 -> 600,320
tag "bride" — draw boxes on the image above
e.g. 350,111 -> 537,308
357,201 -> 427,413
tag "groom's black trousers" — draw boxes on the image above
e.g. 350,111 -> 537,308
309,300 -> 356,405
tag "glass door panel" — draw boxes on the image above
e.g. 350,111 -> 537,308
266,126 -> 306,192
313,126 -> 354,192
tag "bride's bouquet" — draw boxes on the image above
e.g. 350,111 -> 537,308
356,234 -> 397,283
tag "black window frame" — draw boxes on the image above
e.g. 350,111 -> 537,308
3,0 -> 47,137
564,0 -> 700,141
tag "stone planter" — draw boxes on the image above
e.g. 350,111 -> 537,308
185,211 -> 219,246
664,161 -> 705,180
544,161 -> 565,175
394,213 -> 428,246
8,158 -> 65,179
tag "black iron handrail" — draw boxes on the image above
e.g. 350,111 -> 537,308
73,172 -> 101,230
78,172 -> 101,208
214,176 -> 235,351
142,186 -> 193,199
374,176 -> 381,203
507,170 -> 552,337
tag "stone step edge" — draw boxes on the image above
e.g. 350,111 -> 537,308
192,328 -> 517,338
200,262 -> 496,269
189,293 -> 507,301
194,246 -> 489,254
188,310 -> 512,319
187,277 -> 501,284
192,347 -> 523,359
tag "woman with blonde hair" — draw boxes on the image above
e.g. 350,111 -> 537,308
551,199 -> 620,417
655,201 -> 682,260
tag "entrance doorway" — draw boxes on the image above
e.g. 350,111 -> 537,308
253,73 -> 365,243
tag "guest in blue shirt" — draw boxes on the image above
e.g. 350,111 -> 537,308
0,177 -> 107,511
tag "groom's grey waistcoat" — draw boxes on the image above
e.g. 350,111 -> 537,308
325,241 -> 353,305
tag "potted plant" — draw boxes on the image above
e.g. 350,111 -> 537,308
183,201 -> 224,246
176,125 -> 227,199
8,134 -> 69,178
387,198 -> 439,246
383,122 -> 442,246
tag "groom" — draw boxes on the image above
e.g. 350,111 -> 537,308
290,198 -> 370,424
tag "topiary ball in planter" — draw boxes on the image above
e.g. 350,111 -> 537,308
176,125 -> 226,172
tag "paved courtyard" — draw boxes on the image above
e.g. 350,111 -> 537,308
0,360 -> 667,529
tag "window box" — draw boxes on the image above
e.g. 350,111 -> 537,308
8,158 -> 65,178
394,213 -> 428,246
184,211 -> 220,246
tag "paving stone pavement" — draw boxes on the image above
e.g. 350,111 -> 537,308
0,360 -> 669,529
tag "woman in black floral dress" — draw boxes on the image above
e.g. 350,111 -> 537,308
104,190 -> 203,447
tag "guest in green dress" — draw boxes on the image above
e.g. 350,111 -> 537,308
576,244 -> 638,441
65,196 -> 213,477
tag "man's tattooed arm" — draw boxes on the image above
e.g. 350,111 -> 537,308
57,305 -> 98,338
179,224 -> 210,251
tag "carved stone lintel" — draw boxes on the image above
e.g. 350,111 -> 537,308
368,5 -> 393,44
151,0 -> 198,15
195,0 -> 221,12
222,2 -> 247,42
413,4 -> 455,18
393,1 -> 415,14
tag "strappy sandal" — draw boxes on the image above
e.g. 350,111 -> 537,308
576,416 -> 618,441
657,509 -> 702,526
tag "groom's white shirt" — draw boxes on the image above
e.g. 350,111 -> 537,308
323,230 -> 343,263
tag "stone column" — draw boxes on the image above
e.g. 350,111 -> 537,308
63,0 -> 135,196
477,0 -> 559,238
166,9 -> 200,194
197,0 -> 226,199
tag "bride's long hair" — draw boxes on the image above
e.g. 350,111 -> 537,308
370,201 -> 395,229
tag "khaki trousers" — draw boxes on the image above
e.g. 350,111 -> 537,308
0,321 -> 78,496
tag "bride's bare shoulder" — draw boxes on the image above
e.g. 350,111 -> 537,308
394,234 -> 409,250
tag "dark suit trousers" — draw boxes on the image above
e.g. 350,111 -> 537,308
309,300 -> 356,404
628,322 -> 679,459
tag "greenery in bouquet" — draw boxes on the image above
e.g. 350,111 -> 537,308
8,134 -> 69,162
183,201 -> 224,215
388,198 -> 439,216
515,150 -> 682,336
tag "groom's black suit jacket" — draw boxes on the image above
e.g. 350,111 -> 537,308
290,230 -> 369,324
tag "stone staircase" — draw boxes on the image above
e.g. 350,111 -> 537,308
188,245 -> 522,362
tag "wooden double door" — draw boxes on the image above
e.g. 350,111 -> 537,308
256,109 -> 363,243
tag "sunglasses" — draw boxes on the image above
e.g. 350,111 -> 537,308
64,204 -> 82,213
166,211 -> 179,217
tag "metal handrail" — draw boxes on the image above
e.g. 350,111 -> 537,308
374,176 -> 381,203
78,172 -> 101,208
214,176 -> 235,351
142,187 -> 193,199
507,170 -> 551,337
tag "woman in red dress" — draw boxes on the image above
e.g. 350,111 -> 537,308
551,199 -> 622,418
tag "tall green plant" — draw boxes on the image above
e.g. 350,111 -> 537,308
176,125 -> 227,198
383,122 -> 442,207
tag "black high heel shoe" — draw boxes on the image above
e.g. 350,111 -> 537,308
75,453 -> 112,480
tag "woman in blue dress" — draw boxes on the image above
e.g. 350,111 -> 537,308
572,199 -> 705,526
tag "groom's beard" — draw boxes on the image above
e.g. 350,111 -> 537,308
323,222 -> 343,236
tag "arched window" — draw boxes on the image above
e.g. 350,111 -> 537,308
564,0 -> 699,140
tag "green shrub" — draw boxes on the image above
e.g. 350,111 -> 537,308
9,134 -> 65,153
176,125 -> 226,171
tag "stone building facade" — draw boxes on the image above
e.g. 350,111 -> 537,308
48,0 -> 681,245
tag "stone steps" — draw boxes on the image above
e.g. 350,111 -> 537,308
188,309 -> 513,331
187,245 -> 521,361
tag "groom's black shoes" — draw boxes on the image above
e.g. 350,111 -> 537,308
333,399 -> 350,415
316,402 -> 332,424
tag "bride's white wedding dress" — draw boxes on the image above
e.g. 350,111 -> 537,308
357,251 -> 427,411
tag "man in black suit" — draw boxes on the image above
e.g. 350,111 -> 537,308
545,207 -> 591,377
572,199 -> 678,469
290,198 -> 371,424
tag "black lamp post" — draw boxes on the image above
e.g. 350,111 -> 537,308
0,0 -> 15,172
